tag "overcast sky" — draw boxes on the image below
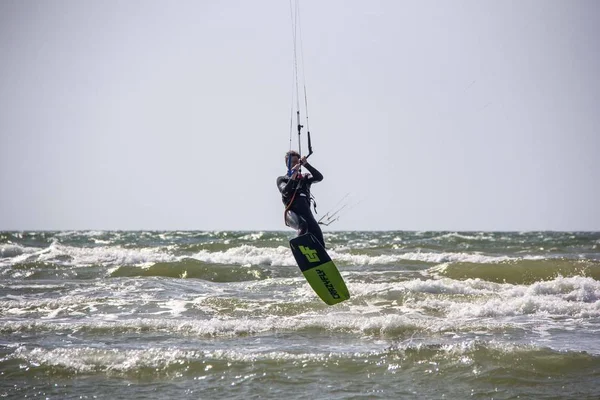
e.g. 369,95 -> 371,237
1,0 -> 599,231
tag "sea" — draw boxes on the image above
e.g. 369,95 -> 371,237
1,231 -> 599,399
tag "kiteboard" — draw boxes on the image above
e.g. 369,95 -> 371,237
289,233 -> 350,305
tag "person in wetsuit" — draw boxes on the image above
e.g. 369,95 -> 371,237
276,150 -> 325,248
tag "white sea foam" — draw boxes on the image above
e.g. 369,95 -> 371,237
35,243 -> 178,266
0,294 -> 127,319
0,311 -> 435,338
192,245 -> 297,266
92,239 -> 112,245
3,241 -> 175,268
328,250 -> 514,265
0,278 -> 224,319
55,230 -> 107,238
5,273 -> 596,325
7,345 -> 377,373
2,276 -> 599,340
328,275 -> 600,321
1,240 -> 553,270
401,278 -> 497,295
238,232 -> 265,241
433,232 -> 497,241
417,276 -> 600,320
188,245 -> 521,267
9,337 -> 595,377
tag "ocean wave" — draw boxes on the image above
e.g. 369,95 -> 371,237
414,276 -> 600,320
237,232 -> 266,241
34,243 -> 178,266
0,307 -> 520,339
330,251 -> 515,265
190,245 -> 522,267
431,232 -> 499,242
109,260 -> 278,281
191,246 -> 297,267
0,244 -> 40,258
55,230 -> 108,238
432,259 -> 600,284
355,275 -> 600,313
2,239 -> 588,271
4,340 -> 600,379
385,340 -> 600,371
3,274 -> 597,325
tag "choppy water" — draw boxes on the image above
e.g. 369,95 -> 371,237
1,231 -> 599,399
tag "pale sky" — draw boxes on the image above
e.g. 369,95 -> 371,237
1,0 -> 599,231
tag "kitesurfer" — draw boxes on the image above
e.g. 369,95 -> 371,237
277,150 -> 325,248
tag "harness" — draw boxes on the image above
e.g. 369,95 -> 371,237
283,175 -> 318,226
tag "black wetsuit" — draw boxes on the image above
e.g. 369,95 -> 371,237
276,163 -> 325,247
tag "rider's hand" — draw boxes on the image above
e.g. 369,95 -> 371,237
291,163 -> 302,179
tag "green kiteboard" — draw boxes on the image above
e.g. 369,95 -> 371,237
289,233 -> 350,305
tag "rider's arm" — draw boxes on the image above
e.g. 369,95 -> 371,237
277,175 -> 298,196
304,163 -> 323,183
